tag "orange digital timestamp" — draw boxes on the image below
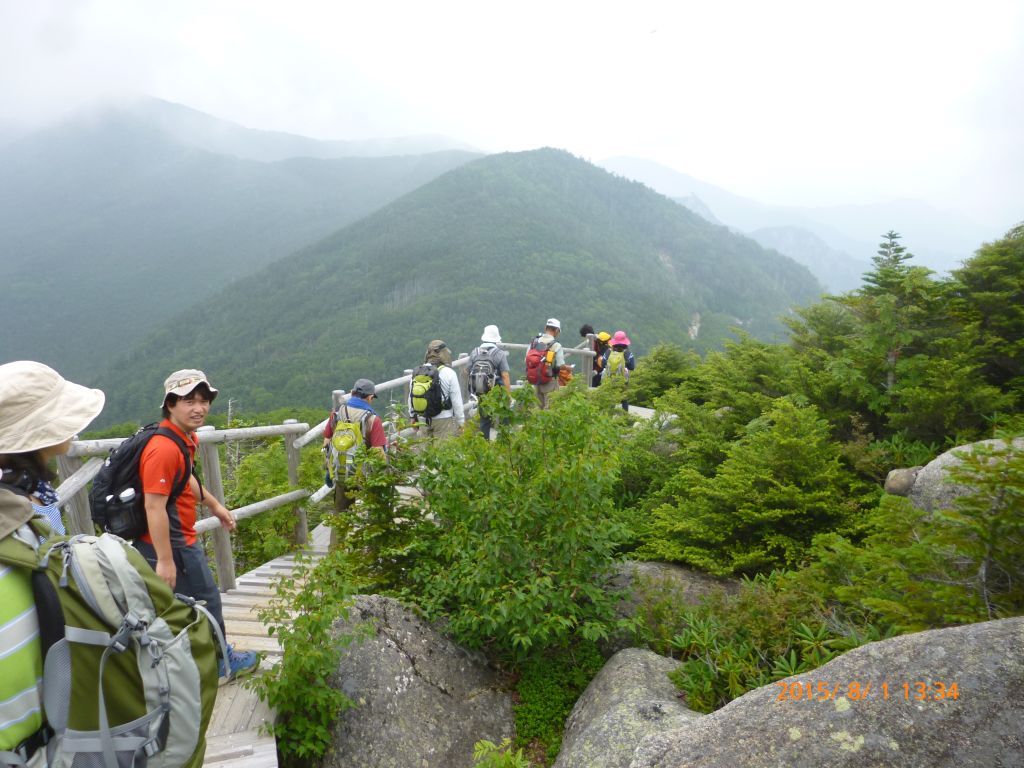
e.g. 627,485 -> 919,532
775,681 -> 960,702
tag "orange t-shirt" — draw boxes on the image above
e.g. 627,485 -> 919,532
139,419 -> 198,547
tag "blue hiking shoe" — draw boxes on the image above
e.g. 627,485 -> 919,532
218,646 -> 261,680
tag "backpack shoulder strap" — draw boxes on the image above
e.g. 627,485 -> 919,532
152,427 -> 193,500
358,409 -> 375,445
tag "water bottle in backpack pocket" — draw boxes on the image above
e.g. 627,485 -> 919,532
525,338 -> 555,385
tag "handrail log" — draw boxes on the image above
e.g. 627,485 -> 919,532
68,422 -> 310,458
54,457 -> 105,506
194,489 -> 311,534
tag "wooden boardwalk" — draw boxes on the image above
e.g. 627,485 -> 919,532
203,527 -> 330,767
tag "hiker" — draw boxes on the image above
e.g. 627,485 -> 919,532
410,339 -> 465,440
468,324 -> 513,439
0,361 -> 105,766
601,330 -> 636,410
526,318 -> 566,409
579,324 -> 611,388
134,369 -> 260,679
322,378 -> 388,514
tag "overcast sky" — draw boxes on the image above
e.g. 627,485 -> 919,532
2,0 -> 1021,231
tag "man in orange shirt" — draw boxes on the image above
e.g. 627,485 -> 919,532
134,368 -> 260,679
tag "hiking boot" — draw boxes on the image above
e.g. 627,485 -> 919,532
218,646 -> 261,680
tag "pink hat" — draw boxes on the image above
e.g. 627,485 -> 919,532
611,330 -> 631,346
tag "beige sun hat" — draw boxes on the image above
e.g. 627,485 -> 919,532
162,369 -> 218,405
0,361 -> 106,454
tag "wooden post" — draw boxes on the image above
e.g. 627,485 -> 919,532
457,353 -> 470,410
56,454 -> 92,535
283,419 -> 308,546
403,369 -> 413,415
583,332 -> 596,385
196,426 -> 236,591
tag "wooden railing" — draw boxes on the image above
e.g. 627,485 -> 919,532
54,339 -> 597,593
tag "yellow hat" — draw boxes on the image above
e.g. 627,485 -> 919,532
597,331 -> 612,342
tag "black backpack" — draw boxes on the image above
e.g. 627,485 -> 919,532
88,423 -> 192,539
468,346 -> 503,396
410,363 -> 451,419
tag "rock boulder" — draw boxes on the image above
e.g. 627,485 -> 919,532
553,648 -> 699,768
318,595 -> 513,768
628,617 -> 1024,768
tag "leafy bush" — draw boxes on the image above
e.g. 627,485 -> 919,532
330,441 -> 426,592
407,389 -> 630,659
628,342 -> 699,406
250,549 -> 363,767
226,438 -> 329,573
639,398 -> 874,575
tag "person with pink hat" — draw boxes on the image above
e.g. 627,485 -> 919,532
601,330 -> 636,411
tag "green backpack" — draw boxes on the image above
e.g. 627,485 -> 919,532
605,349 -> 627,379
328,405 -> 374,481
0,520 -> 222,768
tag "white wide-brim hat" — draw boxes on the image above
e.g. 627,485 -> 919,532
0,361 -> 105,453
481,325 -> 502,344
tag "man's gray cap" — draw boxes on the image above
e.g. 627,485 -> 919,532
352,378 -> 376,397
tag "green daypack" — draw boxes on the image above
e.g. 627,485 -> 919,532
605,349 -> 627,379
327,405 -> 374,481
410,363 -> 450,419
0,522 -> 222,768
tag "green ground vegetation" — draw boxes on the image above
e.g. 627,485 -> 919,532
135,225 -> 1022,765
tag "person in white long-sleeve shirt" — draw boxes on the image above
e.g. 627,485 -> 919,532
416,339 -> 465,441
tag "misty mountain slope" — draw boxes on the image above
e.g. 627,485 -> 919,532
0,105 -> 479,378
116,97 -> 477,161
94,148 -> 823,424
600,156 -> 991,277
749,227 -> 870,293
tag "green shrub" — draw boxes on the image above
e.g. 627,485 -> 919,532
639,398 -> 873,575
225,439 -> 328,573
808,433 -> 1024,629
330,442 -> 426,592
249,549 -> 363,767
661,572 -> 883,713
513,642 -> 604,765
408,389 -> 630,660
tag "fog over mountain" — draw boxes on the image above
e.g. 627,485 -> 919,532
600,156 -> 1002,287
0,98 -> 479,379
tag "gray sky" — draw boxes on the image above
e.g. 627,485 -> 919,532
2,0 -> 1021,231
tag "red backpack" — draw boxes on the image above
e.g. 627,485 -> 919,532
525,337 -> 555,385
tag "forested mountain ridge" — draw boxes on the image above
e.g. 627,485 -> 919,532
0,102 -> 479,378
93,148 -> 822,424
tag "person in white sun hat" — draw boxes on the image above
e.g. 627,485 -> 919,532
0,360 -> 105,764
468,324 -> 512,439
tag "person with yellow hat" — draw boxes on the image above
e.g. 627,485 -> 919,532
580,324 -> 612,388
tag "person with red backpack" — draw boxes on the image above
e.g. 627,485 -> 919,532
526,318 -> 566,409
